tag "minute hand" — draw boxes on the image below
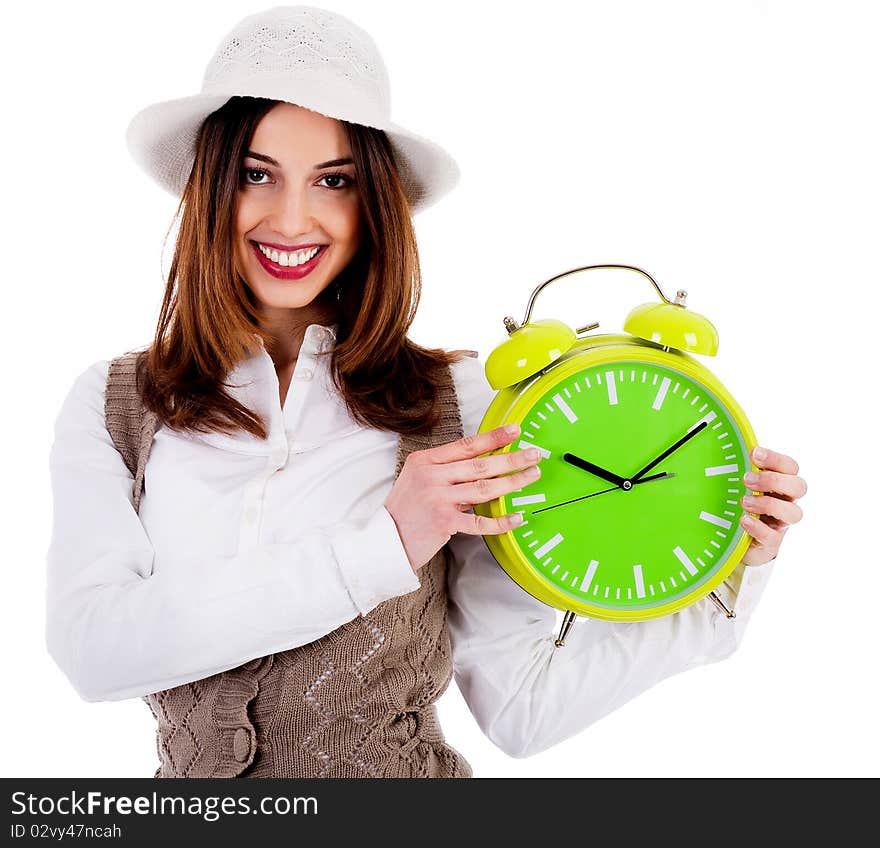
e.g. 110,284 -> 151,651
630,420 -> 708,482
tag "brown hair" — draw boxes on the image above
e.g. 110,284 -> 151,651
135,95 -> 474,440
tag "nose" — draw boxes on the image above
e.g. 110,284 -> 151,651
266,179 -> 314,237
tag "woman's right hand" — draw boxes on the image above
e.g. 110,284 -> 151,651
383,423 -> 543,572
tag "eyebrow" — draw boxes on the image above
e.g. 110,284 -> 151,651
244,150 -> 354,169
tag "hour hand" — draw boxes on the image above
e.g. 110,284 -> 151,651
562,453 -> 628,487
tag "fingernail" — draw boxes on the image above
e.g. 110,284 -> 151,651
505,423 -> 520,435
742,495 -> 755,507
741,515 -> 753,527
510,512 -> 524,525
744,472 -> 759,485
753,446 -> 767,461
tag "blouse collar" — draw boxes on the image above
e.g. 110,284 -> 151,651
181,321 -> 361,455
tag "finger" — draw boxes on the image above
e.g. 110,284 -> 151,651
454,506 -> 523,536
444,445 -> 541,484
743,469 -> 808,501
762,515 -> 791,533
751,445 -> 800,476
455,463 -> 542,506
740,512 -> 786,546
430,423 -> 521,466
741,494 -> 803,525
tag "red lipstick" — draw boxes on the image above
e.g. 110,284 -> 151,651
250,241 -> 328,280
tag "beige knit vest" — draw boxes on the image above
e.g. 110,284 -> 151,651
103,349 -> 476,778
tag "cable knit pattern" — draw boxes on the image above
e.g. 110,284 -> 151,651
104,349 -> 476,778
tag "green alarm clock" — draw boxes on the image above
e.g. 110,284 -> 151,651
473,264 -> 761,647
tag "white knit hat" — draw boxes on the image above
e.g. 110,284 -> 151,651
125,4 -> 460,215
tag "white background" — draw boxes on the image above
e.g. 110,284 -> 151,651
4,0 -> 877,777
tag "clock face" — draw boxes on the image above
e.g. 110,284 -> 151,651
500,357 -> 751,615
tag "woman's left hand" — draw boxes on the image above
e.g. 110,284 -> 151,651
739,446 -> 807,566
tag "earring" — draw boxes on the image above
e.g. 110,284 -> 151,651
335,281 -> 341,302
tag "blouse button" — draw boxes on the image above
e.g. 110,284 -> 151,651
297,368 -> 314,382
244,506 -> 258,523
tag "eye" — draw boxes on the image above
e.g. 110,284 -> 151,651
317,171 -> 355,190
240,166 -> 271,185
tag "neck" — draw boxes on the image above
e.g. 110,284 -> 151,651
258,304 -> 337,370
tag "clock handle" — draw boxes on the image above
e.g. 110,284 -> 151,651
708,590 -> 737,619
555,611 -> 578,648
514,263 -> 682,331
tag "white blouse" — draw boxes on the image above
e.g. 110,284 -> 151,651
45,321 -> 775,759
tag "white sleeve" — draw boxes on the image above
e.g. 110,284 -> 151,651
445,353 -> 776,759
45,361 -> 420,704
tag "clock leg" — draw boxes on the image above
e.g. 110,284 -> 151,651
555,611 -> 578,648
708,590 -> 737,619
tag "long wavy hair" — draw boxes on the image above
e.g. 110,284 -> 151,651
135,95 -> 474,439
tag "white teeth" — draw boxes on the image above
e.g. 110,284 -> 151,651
257,243 -> 321,266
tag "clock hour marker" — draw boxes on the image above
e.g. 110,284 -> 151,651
673,545 -> 699,576
580,559 -> 599,593
689,410 -> 717,432
517,440 -> 551,459
700,510 -> 732,530
605,371 -> 618,405
705,463 -> 739,476
633,564 -> 646,599
552,392 -> 578,423
535,533 -> 564,558
652,376 -> 671,410
511,493 -> 546,506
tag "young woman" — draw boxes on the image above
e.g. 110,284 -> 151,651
45,6 -> 807,778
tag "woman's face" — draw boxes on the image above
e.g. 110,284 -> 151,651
233,102 -> 363,318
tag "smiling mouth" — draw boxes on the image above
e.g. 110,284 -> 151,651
249,240 -> 329,280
